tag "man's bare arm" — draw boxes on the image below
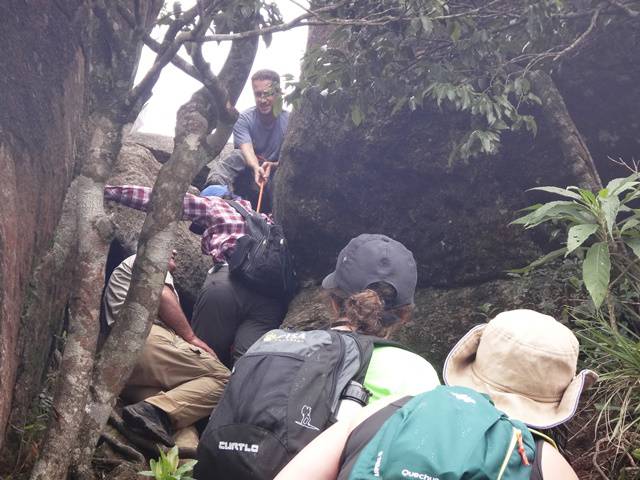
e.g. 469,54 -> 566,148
239,143 -> 267,185
158,286 -> 216,357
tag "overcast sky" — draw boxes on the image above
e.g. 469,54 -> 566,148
135,1 -> 309,136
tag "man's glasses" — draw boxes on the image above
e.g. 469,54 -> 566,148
254,90 -> 276,99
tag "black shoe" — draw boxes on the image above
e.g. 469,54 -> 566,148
122,401 -> 175,447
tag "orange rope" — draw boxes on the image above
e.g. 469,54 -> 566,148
256,180 -> 265,213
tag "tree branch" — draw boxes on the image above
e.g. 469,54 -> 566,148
198,0 -> 509,42
127,31 -> 190,105
115,3 -> 207,84
191,43 -> 237,125
607,0 -> 639,17
123,0 -> 205,107
92,0 -> 126,56
553,7 -> 601,63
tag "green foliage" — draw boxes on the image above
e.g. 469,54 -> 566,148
515,174 -> 640,475
512,174 -> 640,310
140,446 -> 197,480
574,313 -> 640,471
290,1 -> 622,162
158,0 -> 283,36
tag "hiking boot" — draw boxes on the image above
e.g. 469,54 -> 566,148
122,401 -> 175,447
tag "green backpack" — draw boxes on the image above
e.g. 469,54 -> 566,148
348,385 -> 536,480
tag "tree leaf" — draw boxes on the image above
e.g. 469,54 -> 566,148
605,174 -> 639,195
478,131 -> 492,153
599,194 -> 620,236
507,247 -> 567,274
528,186 -> 583,200
272,96 -> 283,116
167,445 -> 180,471
176,460 -> 198,475
583,242 -> 610,309
351,105 -> 363,126
620,218 -> 640,233
566,224 -> 598,255
579,189 -> 597,205
390,96 -> 407,115
450,21 -> 461,42
625,238 -> 640,259
510,200 -> 591,228
420,16 -> 433,34
262,32 -> 273,48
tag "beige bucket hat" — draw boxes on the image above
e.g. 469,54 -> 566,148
443,309 -> 598,429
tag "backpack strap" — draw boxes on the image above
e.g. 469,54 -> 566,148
225,199 -> 253,219
351,334 -> 376,385
347,333 -> 413,384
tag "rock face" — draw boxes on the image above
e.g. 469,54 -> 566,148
556,24 -> 640,181
276,25 -> 640,287
276,24 -> 640,358
0,1 -> 85,447
275,103 -> 569,286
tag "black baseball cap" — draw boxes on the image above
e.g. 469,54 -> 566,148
322,234 -> 417,308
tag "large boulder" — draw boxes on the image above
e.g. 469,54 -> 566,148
275,103 -> 568,286
275,23 -> 640,372
275,24 -> 640,288
0,1 -> 85,447
555,23 -> 640,181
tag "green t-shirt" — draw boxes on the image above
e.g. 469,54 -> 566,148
363,346 -> 441,405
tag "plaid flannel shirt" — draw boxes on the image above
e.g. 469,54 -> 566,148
104,185 -> 272,264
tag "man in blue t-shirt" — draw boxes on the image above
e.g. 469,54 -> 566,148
205,69 -> 289,213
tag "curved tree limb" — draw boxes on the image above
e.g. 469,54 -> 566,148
70,6 -> 254,477
607,0 -> 639,17
553,7 -> 602,63
29,114 -> 121,480
29,2 -> 164,479
529,70 -> 603,190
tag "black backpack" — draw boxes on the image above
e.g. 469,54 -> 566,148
194,329 -> 401,480
226,200 -> 298,301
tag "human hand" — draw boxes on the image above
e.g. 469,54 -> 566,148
262,161 -> 278,180
187,335 -> 217,358
254,166 -> 267,186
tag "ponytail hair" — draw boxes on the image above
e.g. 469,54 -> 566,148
344,290 -> 384,335
329,281 -> 414,337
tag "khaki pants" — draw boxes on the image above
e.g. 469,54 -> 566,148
123,325 -> 230,431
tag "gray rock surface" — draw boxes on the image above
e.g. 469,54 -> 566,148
275,24 -> 640,289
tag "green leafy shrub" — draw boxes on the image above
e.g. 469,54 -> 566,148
575,313 -> 640,477
140,446 -> 196,480
512,173 -> 640,326
513,174 -> 640,475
